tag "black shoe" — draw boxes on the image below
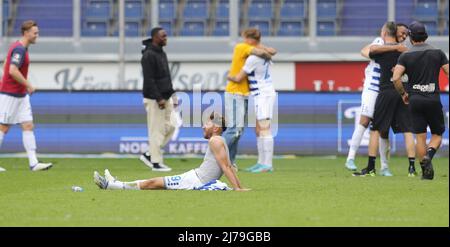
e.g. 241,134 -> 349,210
353,167 -> 376,177
139,152 -> 172,172
139,152 -> 153,169
408,165 -> 417,177
420,156 -> 434,180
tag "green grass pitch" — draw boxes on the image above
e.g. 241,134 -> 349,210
0,156 -> 448,226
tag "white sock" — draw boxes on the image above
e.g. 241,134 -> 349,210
106,180 -> 141,190
257,137 -> 264,164
379,137 -> 390,170
23,131 -> 39,167
347,124 -> 367,161
261,136 -> 274,166
0,130 -> 4,149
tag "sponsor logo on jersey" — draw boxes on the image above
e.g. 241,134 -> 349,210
11,53 -> 22,64
413,83 -> 436,92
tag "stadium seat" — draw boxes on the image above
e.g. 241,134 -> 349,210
249,20 -> 271,36
414,0 -> 439,20
158,20 -> 174,36
421,21 -> 438,35
317,0 -> 337,19
280,0 -> 306,19
82,21 -> 108,36
213,20 -> 229,36
395,0 -> 415,25
13,0 -> 73,36
180,21 -> 206,36
277,21 -> 304,36
317,21 -> 336,36
84,0 -> 112,19
248,0 -> 273,19
159,0 -> 176,19
216,0 -> 229,19
340,0 -> 387,35
125,0 -> 144,19
125,21 -> 140,36
183,0 -> 209,19
2,0 -> 9,35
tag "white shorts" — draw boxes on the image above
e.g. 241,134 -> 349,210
254,92 -> 276,121
360,89 -> 378,119
163,169 -> 204,190
0,94 -> 33,125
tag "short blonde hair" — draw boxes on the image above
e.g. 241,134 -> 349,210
21,20 -> 37,35
242,28 -> 261,42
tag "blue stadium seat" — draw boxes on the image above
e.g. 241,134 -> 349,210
213,21 -> 229,36
277,21 -> 304,36
2,0 -> 9,18
317,0 -> 337,19
82,21 -> 108,36
183,0 -> 208,19
159,0 -> 176,19
249,20 -> 270,36
280,0 -> 306,19
248,0 -> 273,19
2,0 -> 9,35
216,0 -> 229,19
340,0 -> 387,35
13,0 -> 73,36
84,0 -> 112,19
125,21 -> 140,36
422,21 -> 438,35
395,0 -> 415,25
125,0 -> 144,19
444,22 -> 449,35
180,21 -> 206,36
317,21 -> 336,36
158,20 -> 174,36
414,0 -> 439,20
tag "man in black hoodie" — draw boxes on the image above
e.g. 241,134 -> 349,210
140,27 -> 176,172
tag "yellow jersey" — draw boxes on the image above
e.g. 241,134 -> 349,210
225,42 -> 254,96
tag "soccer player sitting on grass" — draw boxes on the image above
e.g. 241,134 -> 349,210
94,113 -> 250,191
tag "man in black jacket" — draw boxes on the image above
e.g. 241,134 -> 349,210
140,27 -> 176,172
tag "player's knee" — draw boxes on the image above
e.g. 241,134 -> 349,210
21,122 -> 34,131
380,131 -> 389,139
258,120 -> 272,137
359,117 -> 370,128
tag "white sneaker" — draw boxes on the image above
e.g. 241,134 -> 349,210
93,171 -> 108,189
139,152 -> 172,171
139,152 -> 153,169
30,162 -> 53,171
104,169 -> 116,182
152,163 -> 172,172
0,167 -> 6,172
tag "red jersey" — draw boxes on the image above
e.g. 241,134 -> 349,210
0,41 -> 30,96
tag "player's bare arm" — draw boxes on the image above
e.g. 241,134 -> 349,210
370,44 -> 407,55
257,44 -> 277,56
9,64 -> 34,94
251,47 -> 272,60
392,64 -> 408,104
209,137 -> 249,191
442,63 -> 449,76
361,44 -> 407,59
227,70 -> 247,83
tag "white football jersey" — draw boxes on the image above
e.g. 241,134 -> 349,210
243,55 -> 275,96
363,37 -> 384,92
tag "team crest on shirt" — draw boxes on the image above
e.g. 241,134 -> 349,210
11,53 -> 22,64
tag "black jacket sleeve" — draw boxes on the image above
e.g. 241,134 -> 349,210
141,52 -> 163,101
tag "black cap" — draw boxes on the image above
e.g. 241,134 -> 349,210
408,21 -> 427,36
